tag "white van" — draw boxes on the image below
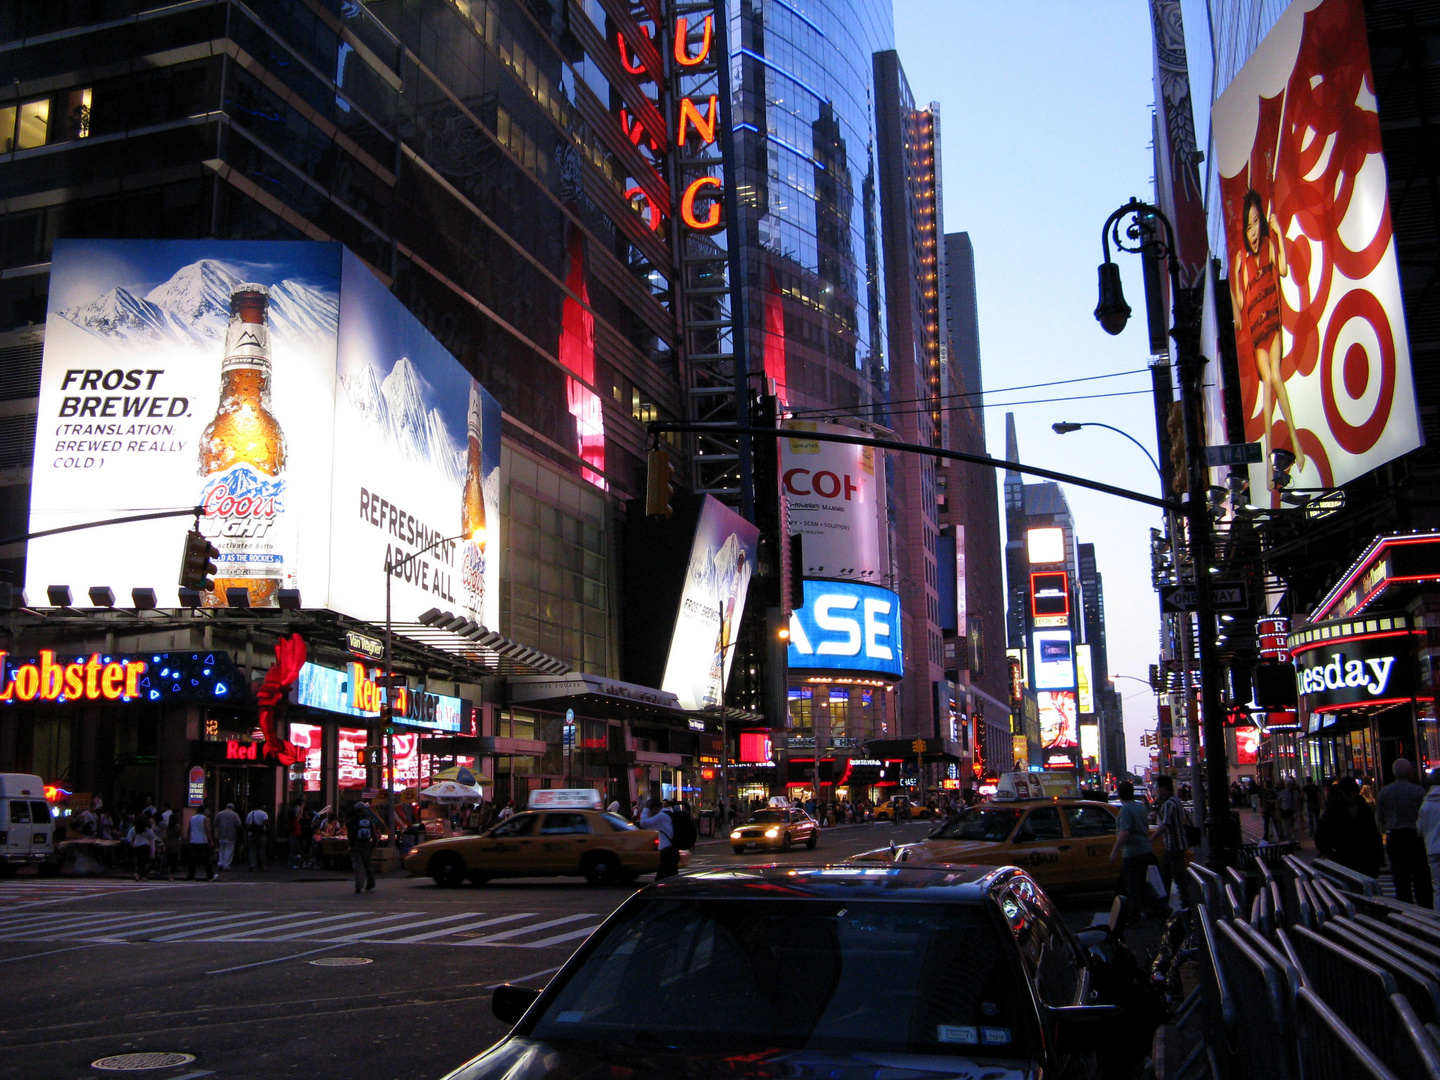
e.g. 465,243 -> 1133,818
0,774 -> 56,874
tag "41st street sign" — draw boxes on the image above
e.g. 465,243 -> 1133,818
1160,582 -> 1249,613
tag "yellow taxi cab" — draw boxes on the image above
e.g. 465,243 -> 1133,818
402,790 -> 664,887
729,806 -> 818,853
849,775 -> 1171,894
872,795 -> 930,822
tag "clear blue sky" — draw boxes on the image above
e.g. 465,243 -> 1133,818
895,1 -> 1166,774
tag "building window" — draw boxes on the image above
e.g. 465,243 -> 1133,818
2,90 -> 91,153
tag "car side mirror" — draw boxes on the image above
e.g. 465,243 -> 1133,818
1046,1004 -> 1125,1053
492,983 -> 541,1025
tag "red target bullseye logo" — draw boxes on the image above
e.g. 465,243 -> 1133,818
1321,289 -> 1395,454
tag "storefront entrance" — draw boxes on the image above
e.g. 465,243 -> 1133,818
207,763 -> 277,816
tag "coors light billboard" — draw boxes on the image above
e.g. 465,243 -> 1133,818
1213,0 -> 1420,501
29,240 -> 501,628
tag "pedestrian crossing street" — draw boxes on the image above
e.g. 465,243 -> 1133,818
0,902 -> 605,949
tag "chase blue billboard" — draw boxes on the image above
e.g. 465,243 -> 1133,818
788,580 -> 903,678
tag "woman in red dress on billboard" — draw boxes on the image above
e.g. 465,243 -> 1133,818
1230,189 -> 1304,486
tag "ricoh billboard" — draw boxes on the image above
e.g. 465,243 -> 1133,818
1214,0 -> 1420,500
780,421 -> 883,581
29,240 -> 501,626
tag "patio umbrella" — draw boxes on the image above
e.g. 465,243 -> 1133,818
431,766 -> 480,786
419,781 -> 483,803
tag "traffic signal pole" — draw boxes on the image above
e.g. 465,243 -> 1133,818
646,422 -> 1179,513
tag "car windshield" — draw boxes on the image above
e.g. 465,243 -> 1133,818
526,897 -> 1032,1058
932,808 -> 1023,842
601,813 -> 636,831
746,811 -> 786,824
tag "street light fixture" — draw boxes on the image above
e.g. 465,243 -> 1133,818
1052,421 -> 1163,486
1093,197 -> 1236,869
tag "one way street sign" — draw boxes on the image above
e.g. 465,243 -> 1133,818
1159,582 -> 1249,613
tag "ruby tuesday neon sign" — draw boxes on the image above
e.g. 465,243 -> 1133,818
617,15 -> 724,233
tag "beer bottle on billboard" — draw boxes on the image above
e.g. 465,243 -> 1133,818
197,284 -> 291,607
460,381 -> 488,617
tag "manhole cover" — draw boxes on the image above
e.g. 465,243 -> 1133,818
308,956 -> 372,967
91,1052 -> 196,1071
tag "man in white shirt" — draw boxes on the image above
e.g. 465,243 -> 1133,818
244,806 -> 270,871
639,799 -> 679,880
213,803 -> 243,870
185,809 -> 215,881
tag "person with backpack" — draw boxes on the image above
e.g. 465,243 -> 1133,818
1154,775 -> 1190,906
347,799 -> 378,893
639,799 -> 680,880
130,815 -> 156,880
669,800 -> 698,854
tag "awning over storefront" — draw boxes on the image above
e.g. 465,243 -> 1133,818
864,737 -> 964,763
1311,531 -> 1440,622
508,672 -> 683,721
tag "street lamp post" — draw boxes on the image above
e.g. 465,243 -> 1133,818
1093,197 -> 1237,869
1054,420 -> 1197,801
1052,422 -> 1162,485
382,528 -> 482,849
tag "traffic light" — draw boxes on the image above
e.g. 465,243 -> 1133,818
1166,401 -> 1188,495
357,747 -> 382,766
645,447 -> 674,518
786,531 -> 804,611
179,529 -> 219,592
1148,663 -> 1162,692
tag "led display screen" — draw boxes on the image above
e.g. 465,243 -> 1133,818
1027,527 -> 1065,565
1031,629 -> 1076,690
788,580 -> 904,678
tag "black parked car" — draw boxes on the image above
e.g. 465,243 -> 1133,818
443,864 -> 1130,1079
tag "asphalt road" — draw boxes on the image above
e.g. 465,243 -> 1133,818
0,819 -> 1125,1080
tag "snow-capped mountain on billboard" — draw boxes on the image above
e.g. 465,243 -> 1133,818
57,258 -> 338,345
59,285 -> 206,345
341,355 -> 465,485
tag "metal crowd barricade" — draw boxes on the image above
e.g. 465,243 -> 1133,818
1389,910 -> 1440,947
1214,918 -> 1300,1080
1194,903 -> 1235,1080
1393,992 -> 1440,1080
1286,925 -> 1398,1065
1189,863 -> 1222,911
1346,889 -> 1440,928
1312,876 -> 1355,919
1242,840 -> 1299,871
1225,866 -> 1250,911
1222,881 -> 1245,922
1325,916 -> 1440,1024
1293,877 -> 1318,930
1313,856 -> 1381,896
1294,985 -> 1401,1080
1353,913 -> 1440,970
1250,887 -> 1273,937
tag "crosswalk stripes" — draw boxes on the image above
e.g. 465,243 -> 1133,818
0,879 -> 182,909
0,906 -> 603,948
362,911 -> 534,944
456,913 -> 593,946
